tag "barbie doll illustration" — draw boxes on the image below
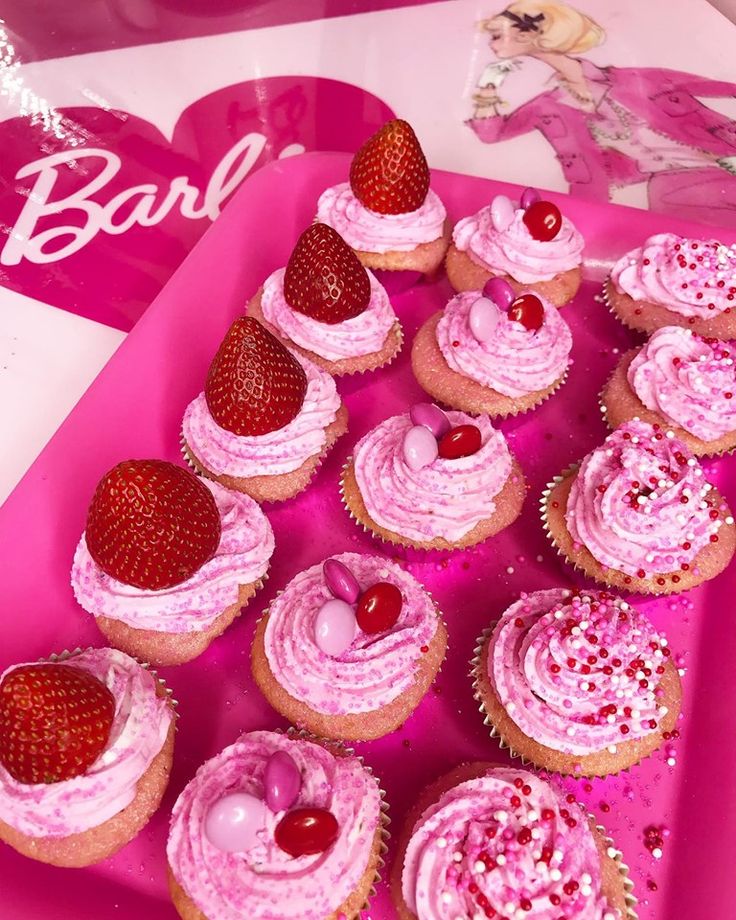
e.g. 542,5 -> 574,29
470,1 -> 736,228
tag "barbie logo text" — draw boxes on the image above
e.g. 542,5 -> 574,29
1,133 -> 305,266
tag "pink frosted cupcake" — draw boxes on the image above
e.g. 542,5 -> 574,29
472,589 -> 682,777
182,317 -> 348,502
391,763 -> 633,920
167,730 -> 385,920
543,419 -> 736,595
252,553 -> 448,740
412,279 -> 572,417
446,189 -> 584,307
248,223 -> 402,375
606,233 -> 736,338
601,326 -> 736,456
341,404 -> 526,550
0,647 -> 175,867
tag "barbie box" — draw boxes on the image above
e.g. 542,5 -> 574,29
0,153 -> 734,920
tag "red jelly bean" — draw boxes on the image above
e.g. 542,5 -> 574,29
522,200 -> 562,241
274,808 -> 338,857
508,294 -> 544,332
438,425 -> 482,459
356,582 -> 402,633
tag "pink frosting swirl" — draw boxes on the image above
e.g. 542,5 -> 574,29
182,353 -> 340,477
436,291 -> 572,396
566,419 -> 722,577
488,589 -> 671,757
316,182 -> 446,253
401,766 -> 620,920
264,553 -> 439,714
167,730 -> 381,920
453,206 -> 583,283
0,648 -> 173,837
72,481 -> 274,633
611,233 -> 736,318
627,326 -> 736,441
260,267 -> 398,361
353,411 -> 514,543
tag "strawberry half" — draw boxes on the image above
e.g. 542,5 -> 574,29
86,459 -> 221,590
349,119 -> 430,215
0,663 -> 115,784
283,223 -> 371,324
205,317 -> 307,435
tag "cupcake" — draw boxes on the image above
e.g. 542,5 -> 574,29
316,119 -> 450,277
391,762 -> 633,920
412,279 -> 572,417
167,730 -> 386,920
341,404 -> 526,550
606,233 -> 736,339
0,647 -> 175,867
251,553 -> 448,740
446,188 -> 584,307
601,326 -> 736,456
472,589 -> 681,777
542,419 -> 736,595
182,316 -> 348,502
72,459 -> 274,666
247,223 -> 402,375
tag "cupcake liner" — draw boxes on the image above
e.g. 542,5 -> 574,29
591,813 -> 638,920
601,275 -> 642,335
338,320 -> 404,379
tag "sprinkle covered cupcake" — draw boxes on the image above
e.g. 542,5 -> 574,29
182,317 -> 348,502
472,589 -> 681,777
446,189 -> 584,307
72,460 -> 274,666
412,279 -> 572,417
601,326 -> 736,456
248,223 -> 402,375
0,648 -> 175,867
606,233 -> 736,339
251,553 -> 447,740
341,404 -> 526,550
316,119 -> 450,276
167,730 -> 386,920
391,763 -> 633,920
542,419 -> 736,594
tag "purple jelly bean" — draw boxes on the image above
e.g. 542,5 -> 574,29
323,558 -> 360,604
482,276 -> 515,311
264,751 -> 301,813
409,403 -> 451,438
520,187 -> 541,210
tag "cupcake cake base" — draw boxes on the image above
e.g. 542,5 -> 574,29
350,220 -> 452,275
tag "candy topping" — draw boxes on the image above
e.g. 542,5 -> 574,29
520,187 -> 541,210
490,194 -> 515,232
403,424 -> 439,471
438,424 -> 483,459
264,751 -> 301,813
356,582 -> 403,633
314,599 -> 357,657
275,807 -> 339,857
522,200 -> 562,242
409,402 -> 451,438
468,296 -> 500,343
508,293 -> 545,332
323,558 -> 360,604
482,276 -> 515,311
349,118 -> 429,215
205,792 -> 267,853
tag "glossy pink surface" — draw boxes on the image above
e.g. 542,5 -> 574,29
0,153 -> 734,919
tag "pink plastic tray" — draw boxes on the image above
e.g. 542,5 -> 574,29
1,153 -> 735,920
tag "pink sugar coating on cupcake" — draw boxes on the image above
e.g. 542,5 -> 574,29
72,480 -> 273,633
0,648 -> 173,838
167,730 -> 381,920
627,326 -> 736,441
401,766 -> 620,919
260,267 -> 397,361
566,419 -> 723,577
488,589 -> 670,757
610,233 -> 736,318
182,352 -> 340,478
317,182 -> 446,253
264,552 -> 438,714
436,291 -> 572,397
353,411 -> 513,544
452,205 -> 583,284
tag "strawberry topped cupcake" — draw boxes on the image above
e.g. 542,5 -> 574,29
72,459 -> 274,666
543,419 -> 736,595
601,326 -> 736,456
341,403 -> 526,550
606,233 -> 736,339
316,119 -> 450,277
248,223 -> 402,375
0,647 -> 175,867
412,279 -> 572,417
446,189 -> 584,307
182,317 -> 348,501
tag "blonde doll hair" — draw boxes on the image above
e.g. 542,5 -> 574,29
482,2 -> 604,54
